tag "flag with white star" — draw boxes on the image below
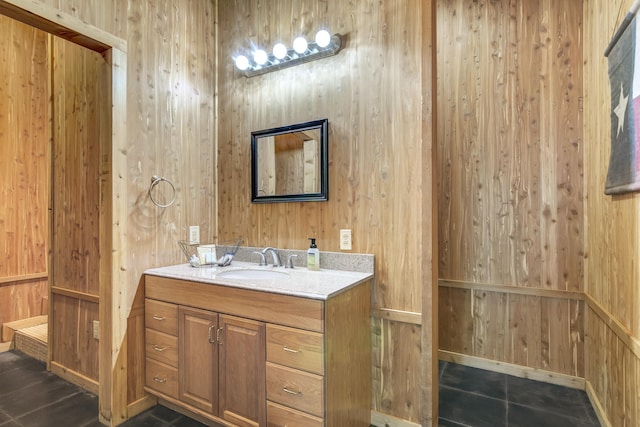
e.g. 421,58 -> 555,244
606,12 -> 640,194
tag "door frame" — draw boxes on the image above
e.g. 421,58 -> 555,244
0,1 -> 128,425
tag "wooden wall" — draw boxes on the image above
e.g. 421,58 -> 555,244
49,35 -> 106,388
2,0 -> 217,424
0,15 -> 49,333
217,1 -> 437,424
584,0 -> 640,425
437,0 -> 586,380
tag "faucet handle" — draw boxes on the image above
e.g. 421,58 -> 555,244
253,251 -> 267,266
285,254 -> 298,269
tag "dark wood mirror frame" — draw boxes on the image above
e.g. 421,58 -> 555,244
251,119 -> 329,203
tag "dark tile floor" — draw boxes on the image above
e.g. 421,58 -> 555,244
0,351 -> 601,427
0,351 -> 216,427
438,361 -> 602,427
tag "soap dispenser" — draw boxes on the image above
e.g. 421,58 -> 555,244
307,238 -> 320,270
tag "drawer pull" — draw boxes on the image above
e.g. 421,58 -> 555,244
152,375 -> 167,383
152,345 -> 166,352
152,315 -> 165,321
282,386 -> 301,395
283,346 -> 301,354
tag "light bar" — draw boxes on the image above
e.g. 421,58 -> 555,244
234,31 -> 342,78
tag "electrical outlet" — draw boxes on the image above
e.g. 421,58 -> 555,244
92,320 -> 99,340
189,225 -> 200,244
340,229 -> 352,250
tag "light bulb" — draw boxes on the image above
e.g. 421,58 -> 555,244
293,36 -> 308,54
273,43 -> 287,60
315,30 -> 331,48
253,49 -> 268,65
235,55 -> 249,71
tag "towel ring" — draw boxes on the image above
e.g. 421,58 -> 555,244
148,175 -> 176,208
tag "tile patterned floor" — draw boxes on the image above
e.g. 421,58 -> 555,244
438,361 -> 602,427
0,351 -> 601,426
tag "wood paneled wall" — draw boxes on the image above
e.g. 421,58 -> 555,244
0,15 -> 50,332
217,1 -> 437,423
3,0 -> 217,424
584,0 -> 640,425
49,35 -> 106,386
437,0 -> 585,378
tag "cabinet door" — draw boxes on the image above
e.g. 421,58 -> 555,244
179,306 -> 218,414
219,314 -> 266,427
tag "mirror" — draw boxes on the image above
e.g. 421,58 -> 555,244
251,119 -> 329,203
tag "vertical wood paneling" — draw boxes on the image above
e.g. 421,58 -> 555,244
12,1 -> 217,416
584,0 -> 640,425
372,318 -> 423,420
437,0 -> 584,377
437,0 -> 583,288
0,280 -> 48,328
50,35 -> 106,382
0,14 -> 50,328
51,294 -> 99,378
51,37 -> 103,296
218,0 -> 436,423
125,0 -> 216,285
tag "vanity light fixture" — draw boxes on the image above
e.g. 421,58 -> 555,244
234,29 -> 342,78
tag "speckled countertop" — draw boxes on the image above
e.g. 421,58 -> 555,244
144,261 -> 374,300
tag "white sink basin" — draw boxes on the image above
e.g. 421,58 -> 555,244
216,269 -> 289,280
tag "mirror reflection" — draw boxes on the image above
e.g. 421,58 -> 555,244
251,119 -> 328,203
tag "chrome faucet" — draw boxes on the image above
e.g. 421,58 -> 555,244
261,247 -> 282,267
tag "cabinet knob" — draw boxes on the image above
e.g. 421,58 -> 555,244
152,345 -> 166,352
152,315 -> 165,321
282,346 -> 301,354
152,375 -> 167,383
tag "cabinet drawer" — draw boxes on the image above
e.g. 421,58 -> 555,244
145,358 -> 178,399
145,299 -> 178,335
267,401 -> 323,427
266,362 -> 323,418
145,328 -> 178,367
267,324 -> 324,375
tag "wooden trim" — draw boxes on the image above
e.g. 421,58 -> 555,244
0,342 -> 13,352
50,361 -> 99,395
0,272 -> 48,286
585,293 -> 640,359
439,279 -> 585,301
51,286 -> 99,304
0,0 -> 126,53
371,410 -> 421,427
157,396 -> 236,427
129,304 -> 144,318
126,395 -> 157,420
438,350 -> 586,390
585,381 -> 612,427
372,307 -> 422,325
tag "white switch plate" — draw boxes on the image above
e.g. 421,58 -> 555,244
340,229 -> 352,250
189,225 -> 200,244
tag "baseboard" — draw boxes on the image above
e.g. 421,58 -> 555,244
127,395 -> 157,420
585,380 -> 611,427
50,361 -> 99,395
439,350 -> 585,390
0,341 -> 12,352
371,410 -> 421,427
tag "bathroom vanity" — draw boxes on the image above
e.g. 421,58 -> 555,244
143,262 -> 372,427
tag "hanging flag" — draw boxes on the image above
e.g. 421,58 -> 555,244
605,2 -> 640,194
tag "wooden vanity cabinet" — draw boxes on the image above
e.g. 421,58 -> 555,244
144,273 -> 371,427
